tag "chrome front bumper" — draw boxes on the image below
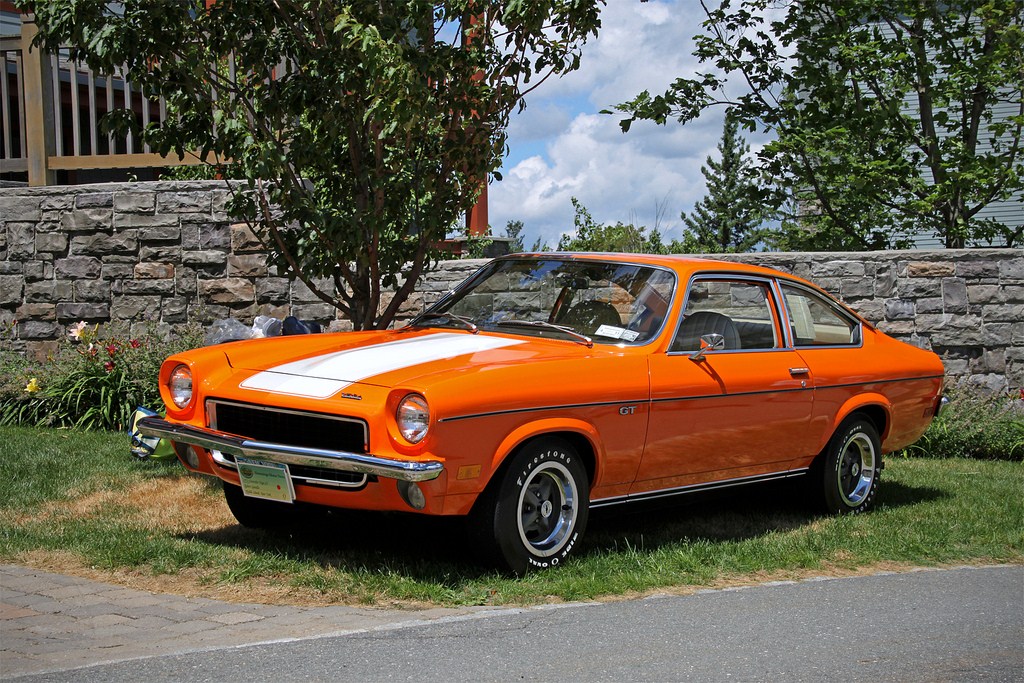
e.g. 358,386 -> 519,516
137,416 -> 444,482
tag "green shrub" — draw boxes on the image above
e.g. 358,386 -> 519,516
0,321 -> 204,431
902,385 -> 1024,461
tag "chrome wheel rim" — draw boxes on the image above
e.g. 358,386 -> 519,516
517,462 -> 578,557
837,432 -> 876,506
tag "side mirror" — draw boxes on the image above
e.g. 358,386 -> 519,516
689,333 -> 725,362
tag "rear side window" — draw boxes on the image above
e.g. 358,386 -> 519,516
780,284 -> 861,347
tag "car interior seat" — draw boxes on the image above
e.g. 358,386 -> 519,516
672,310 -> 741,352
558,300 -> 622,332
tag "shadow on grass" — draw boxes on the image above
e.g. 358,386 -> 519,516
876,478 -> 947,508
580,478 -> 947,558
176,477 -> 948,580
179,509 -> 495,583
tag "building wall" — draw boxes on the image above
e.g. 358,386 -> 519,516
869,17 -> 1023,249
1,182 -> 1022,391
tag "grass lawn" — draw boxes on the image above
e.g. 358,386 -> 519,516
1,425 -> 1021,607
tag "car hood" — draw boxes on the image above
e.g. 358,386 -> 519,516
224,329 -> 589,399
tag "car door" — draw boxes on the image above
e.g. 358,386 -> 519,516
777,281 -> 877,466
633,275 -> 817,494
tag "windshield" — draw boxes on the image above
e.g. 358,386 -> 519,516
419,258 -> 676,345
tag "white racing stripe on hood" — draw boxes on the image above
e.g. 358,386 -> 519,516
239,332 -> 524,399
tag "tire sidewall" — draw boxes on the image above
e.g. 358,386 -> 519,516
823,419 -> 881,515
493,438 -> 589,574
223,480 -> 294,528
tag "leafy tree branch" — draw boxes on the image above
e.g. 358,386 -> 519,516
24,0 -> 603,328
611,0 -> 1023,250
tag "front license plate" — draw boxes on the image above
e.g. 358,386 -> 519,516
235,457 -> 295,503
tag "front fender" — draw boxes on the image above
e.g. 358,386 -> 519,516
490,418 -> 604,484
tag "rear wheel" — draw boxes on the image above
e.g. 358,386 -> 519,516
812,417 -> 881,515
472,437 -> 589,575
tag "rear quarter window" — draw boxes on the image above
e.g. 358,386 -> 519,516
780,284 -> 861,347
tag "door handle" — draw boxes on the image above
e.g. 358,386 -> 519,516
789,367 -> 810,376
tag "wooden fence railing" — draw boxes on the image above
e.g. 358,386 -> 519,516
1,14 -> 202,186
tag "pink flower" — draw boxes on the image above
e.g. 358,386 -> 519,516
103,361 -> 115,373
129,339 -> 141,349
106,344 -> 118,357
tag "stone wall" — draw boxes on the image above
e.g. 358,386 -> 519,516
0,181 -> 356,351
1,181 -> 1022,391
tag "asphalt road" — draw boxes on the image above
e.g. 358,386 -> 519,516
10,565 -> 1023,683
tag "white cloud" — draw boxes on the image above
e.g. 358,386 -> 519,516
494,114 -> 724,247
490,0 -> 735,248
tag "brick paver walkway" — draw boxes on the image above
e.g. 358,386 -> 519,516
0,564 -> 495,678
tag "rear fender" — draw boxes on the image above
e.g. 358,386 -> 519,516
829,393 -> 892,447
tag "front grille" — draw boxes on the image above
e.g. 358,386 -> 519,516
206,399 -> 370,489
207,399 -> 369,454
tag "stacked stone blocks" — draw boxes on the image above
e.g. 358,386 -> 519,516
1,181 -> 1022,391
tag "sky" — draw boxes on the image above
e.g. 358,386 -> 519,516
488,0 -> 742,250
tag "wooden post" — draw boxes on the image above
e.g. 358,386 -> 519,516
462,5 -> 489,238
466,182 -> 488,236
21,13 -> 55,186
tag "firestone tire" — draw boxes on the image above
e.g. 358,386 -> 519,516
473,437 -> 589,575
813,417 -> 882,515
222,481 -> 296,529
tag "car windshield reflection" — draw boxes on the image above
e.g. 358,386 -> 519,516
418,258 -> 676,345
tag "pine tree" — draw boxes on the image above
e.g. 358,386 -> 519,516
678,110 -> 764,253
558,198 -> 666,254
503,220 -> 526,253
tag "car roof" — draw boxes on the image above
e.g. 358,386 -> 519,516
500,252 -> 870,326
502,252 -> 793,281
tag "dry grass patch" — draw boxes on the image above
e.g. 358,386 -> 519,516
14,476 -> 233,534
10,546 -> 999,609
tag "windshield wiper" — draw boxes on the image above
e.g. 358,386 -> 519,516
493,320 -> 593,347
408,312 -> 478,334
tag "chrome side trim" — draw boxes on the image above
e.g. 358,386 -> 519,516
138,417 -> 443,482
293,474 -> 370,489
440,374 -> 942,423
590,468 -> 810,509
439,398 -> 649,423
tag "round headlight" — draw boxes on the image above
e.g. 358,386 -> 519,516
396,394 -> 429,443
168,364 -> 193,409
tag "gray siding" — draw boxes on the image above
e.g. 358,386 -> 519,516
871,18 -> 1022,248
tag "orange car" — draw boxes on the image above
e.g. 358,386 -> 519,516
140,254 -> 945,573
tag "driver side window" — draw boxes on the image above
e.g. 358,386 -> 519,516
672,279 -> 779,352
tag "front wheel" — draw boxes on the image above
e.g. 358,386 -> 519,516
472,437 -> 590,575
222,481 -> 297,528
812,417 -> 881,515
